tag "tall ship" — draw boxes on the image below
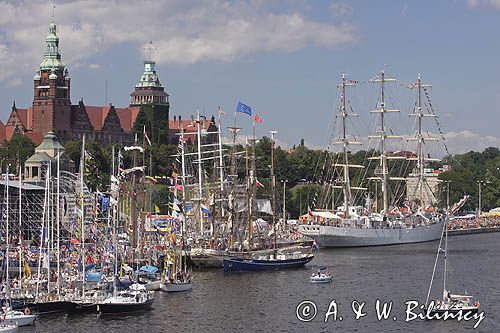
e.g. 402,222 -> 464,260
299,71 -> 446,247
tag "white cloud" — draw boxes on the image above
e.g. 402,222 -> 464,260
329,1 -> 353,17
466,0 -> 500,8
323,130 -> 500,158
441,130 -> 500,155
0,0 -> 357,83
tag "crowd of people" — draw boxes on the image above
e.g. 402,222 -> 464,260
449,216 -> 500,230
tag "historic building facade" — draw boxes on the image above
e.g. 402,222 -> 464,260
2,20 -> 170,146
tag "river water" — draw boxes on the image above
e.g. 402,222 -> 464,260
22,232 -> 499,332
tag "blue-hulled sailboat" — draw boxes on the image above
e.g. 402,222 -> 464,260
223,131 -> 314,272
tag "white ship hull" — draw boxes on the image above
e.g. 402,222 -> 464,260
299,220 -> 444,247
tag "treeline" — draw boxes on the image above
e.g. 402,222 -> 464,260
4,133 -> 500,217
437,147 -> 500,213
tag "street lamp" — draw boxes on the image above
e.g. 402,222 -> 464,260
476,180 -> 491,217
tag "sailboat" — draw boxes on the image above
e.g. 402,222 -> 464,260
298,72 -> 445,247
1,169 -> 36,326
97,140 -> 154,314
223,131 -> 314,272
425,209 -> 480,317
96,283 -> 153,314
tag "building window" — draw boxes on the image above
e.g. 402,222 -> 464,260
32,166 -> 39,178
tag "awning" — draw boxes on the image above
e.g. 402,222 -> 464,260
139,265 -> 158,274
310,211 -> 341,219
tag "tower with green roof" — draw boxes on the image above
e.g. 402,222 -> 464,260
33,20 -> 72,140
130,55 -> 170,145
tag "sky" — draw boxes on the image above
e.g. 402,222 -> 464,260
0,0 -> 499,155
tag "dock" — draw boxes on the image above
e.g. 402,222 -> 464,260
448,226 -> 500,236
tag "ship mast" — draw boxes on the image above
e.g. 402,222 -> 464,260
409,74 -> 435,207
369,69 -> 401,215
270,130 -> 278,257
196,109 -> 204,236
341,74 -> 355,217
333,74 -> 364,218
227,112 -> 242,247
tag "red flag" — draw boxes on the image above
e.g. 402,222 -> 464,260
254,114 -> 262,123
255,179 -> 265,188
143,125 -> 152,146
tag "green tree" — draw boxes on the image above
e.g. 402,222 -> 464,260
0,134 -> 35,172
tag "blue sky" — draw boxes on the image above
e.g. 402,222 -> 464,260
0,0 -> 499,154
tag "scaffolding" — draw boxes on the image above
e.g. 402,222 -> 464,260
0,170 -> 93,247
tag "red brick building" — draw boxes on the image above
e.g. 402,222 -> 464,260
2,20 -> 170,146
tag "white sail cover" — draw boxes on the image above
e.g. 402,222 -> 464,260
236,199 -> 273,215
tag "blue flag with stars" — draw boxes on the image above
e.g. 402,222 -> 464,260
236,102 -> 252,116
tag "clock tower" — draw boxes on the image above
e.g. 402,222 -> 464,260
32,20 -> 72,139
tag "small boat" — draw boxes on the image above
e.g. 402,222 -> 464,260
137,265 -> 162,291
427,291 -> 480,317
97,284 -> 154,314
0,322 -> 17,333
310,268 -> 333,283
424,212 -> 481,319
223,252 -> 314,272
3,310 -> 37,326
160,281 -> 192,292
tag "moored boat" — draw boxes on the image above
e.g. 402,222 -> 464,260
96,284 -> 154,314
298,72 -> 449,248
223,252 -> 314,272
3,310 -> 36,326
0,323 -> 17,333
160,282 -> 193,292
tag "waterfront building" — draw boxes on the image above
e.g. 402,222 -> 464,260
2,19 -> 172,145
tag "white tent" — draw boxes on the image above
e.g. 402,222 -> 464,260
310,211 -> 341,219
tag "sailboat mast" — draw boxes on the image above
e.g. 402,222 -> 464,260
341,74 -> 351,218
80,134 -> 86,296
417,75 -> 424,204
35,164 -> 49,299
196,109 -> 204,236
270,131 -> 278,255
380,71 -> 388,214
409,74 -> 432,206
179,123 -> 188,273
443,214 -> 448,295
56,147 -> 61,297
249,118 -> 257,242
227,111 -> 241,247
47,161 -> 52,295
217,107 -> 225,194
113,148 -> 119,297
5,165 -> 10,298
18,162 -> 22,291
370,69 -> 398,215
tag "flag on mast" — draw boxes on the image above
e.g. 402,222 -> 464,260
254,114 -> 263,123
143,125 -> 152,146
236,102 -> 252,116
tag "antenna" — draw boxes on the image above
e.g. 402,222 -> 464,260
144,41 -> 155,61
51,2 -> 56,22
